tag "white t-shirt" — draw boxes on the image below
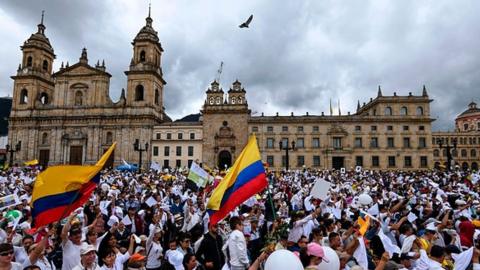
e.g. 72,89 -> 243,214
99,252 -> 130,270
62,239 -> 82,270
22,256 -> 56,270
14,246 -> 28,265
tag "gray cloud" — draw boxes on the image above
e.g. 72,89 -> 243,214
1,0 -> 479,131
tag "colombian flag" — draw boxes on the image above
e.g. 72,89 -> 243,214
207,135 -> 267,225
31,143 -> 116,227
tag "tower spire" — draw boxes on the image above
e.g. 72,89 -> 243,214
37,10 -> 46,34
422,85 -> 428,97
148,1 -> 151,18
377,85 -> 383,97
146,1 -> 153,27
357,100 -> 361,112
41,10 -> 44,24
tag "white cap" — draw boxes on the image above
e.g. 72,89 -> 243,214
107,215 -> 119,227
426,222 -> 437,231
168,250 -> 184,270
455,199 -> 467,206
80,243 -> 96,255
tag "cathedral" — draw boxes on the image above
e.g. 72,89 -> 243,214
8,12 -> 168,168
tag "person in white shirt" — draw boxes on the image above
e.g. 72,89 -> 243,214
61,214 -> 84,270
227,216 -> 249,270
98,235 -> 135,270
146,225 -> 164,270
0,243 -> 23,270
72,244 -> 100,270
22,228 -> 56,270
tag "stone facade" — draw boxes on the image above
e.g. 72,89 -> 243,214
8,13 -> 167,168
432,101 -> 480,171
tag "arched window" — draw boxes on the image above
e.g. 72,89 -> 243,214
471,149 -> 477,157
452,149 -> 458,157
461,149 -> 467,157
384,106 -> 392,116
40,92 -> 49,105
26,56 -> 32,67
238,96 -> 243,104
215,97 -> 221,104
154,89 -> 159,105
75,91 -> 83,106
140,50 -> 146,62
443,149 -> 447,157
20,89 -> 28,104
400,106 -> 408,116
106,132 -> 113,144
135,85 -> 144,101
433,149 -> 439,157
41,132 -> 48,145
42,60 -> 48,71
231,97 -> 236,104
416,106 -> 424,116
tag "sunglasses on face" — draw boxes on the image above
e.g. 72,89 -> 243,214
0,250 -> 13,256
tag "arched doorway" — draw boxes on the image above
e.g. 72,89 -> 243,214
462,162 -> 469,171
472,162 -> 478,171
218,150 -> 232,169
434,162 -> 440,170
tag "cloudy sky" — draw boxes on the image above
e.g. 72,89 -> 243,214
0,0 -> 479,131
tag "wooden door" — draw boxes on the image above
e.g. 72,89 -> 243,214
39,149 -> 50,168
69,146 -> 83,165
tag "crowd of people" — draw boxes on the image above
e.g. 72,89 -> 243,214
0,164 -> 480,270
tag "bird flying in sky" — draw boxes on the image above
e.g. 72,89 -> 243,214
239,15 -> 253,28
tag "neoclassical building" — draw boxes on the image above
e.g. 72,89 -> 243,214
432,101 -> 480,171
151,82 -> 435,170
8,13 -> 168,168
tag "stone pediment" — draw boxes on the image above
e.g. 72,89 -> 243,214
53,63 -> 111,77
327,124 -> 348,135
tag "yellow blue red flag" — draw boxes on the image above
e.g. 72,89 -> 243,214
31,143 -> 116,227
207,135 -> 267,225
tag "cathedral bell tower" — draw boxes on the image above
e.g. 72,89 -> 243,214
125,5 -> 166,112
11,11 -> 55,112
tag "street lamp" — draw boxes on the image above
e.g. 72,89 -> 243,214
5,141 -> 21,167
436,137 -> 457,172
133,139 -> 149,172
279,139 -> 295,171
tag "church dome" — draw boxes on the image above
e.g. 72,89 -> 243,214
22,19 -> 54,55
133,15 -> 160,44
457,101 -> 480,118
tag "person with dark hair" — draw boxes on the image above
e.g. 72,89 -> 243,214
0,243 -> 22,269
196,223 -> 224,270
227,216 -> 249,270
177,233 -> 193,255
299,243 -> 328,270
328,232 -> 343,251
98,235 -> 135,269
11,234 -> 34,265
61,214 -> 84,270
182,253 -> 199,270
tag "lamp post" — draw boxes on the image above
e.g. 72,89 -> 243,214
5,141 -> 21,167
436,137 -> 457,172
279,139 -> 295,171
133,139 -> 149,172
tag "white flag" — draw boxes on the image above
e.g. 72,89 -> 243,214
367,203 -> 380,216
310,178 -> 331,200
378,228 -> 400,257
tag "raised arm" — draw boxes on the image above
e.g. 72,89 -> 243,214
60,213 -> 76,244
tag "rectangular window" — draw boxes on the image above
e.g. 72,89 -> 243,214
153,146 -> 159,156
282,126 -> 288,132
387,137 -> 394,148
312,138 -> 320,148
356,156 -> 363,167
419,126 -> 425,131
178,133 -> 183,140
156,133 -> 161,140
403,137 -> 411,148
252,126 -> 258,132
281,156 -> 286,167
267,126 -> 274,132
266,138 -> 274,148
163,160 -> 169,168
190,133 -> 195,140
464,123 -> 469,131
388,156 -> 396,167
188,146 -> 194,157
176,160 -> 181,168
313,126 -> 319,132
371,125 -> 377,131
166,133 -> 172,140
296,138 -> 304,148
333,137 -> 342,149
387,125 -> 393,131
403,125 -> 409,131
267,155 -> 274,167
164,146 -> 170,156
176,146 -> 182,156
281,138 -> 289,148
372,156 -> 379,167
354,137 -> 362,148
404,156 -> 412,167
370,137 -> 378,148
420,156 -> 428,167
419,137 -> 426,148
297,126 -> 304,132
355,125 -> 361,131
313,156 -> 321,167
297,156 -> 305,167
188,159 -> 193,168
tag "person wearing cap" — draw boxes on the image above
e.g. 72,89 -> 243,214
127,253 -> 147,270
61,213 -> 84,270
227,216 -> 249,270
0,243 -> 22,270
195,222 -> 225,270
168,249 -> 185,270
299,242 -> 329,270
72,244 -> 100,270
